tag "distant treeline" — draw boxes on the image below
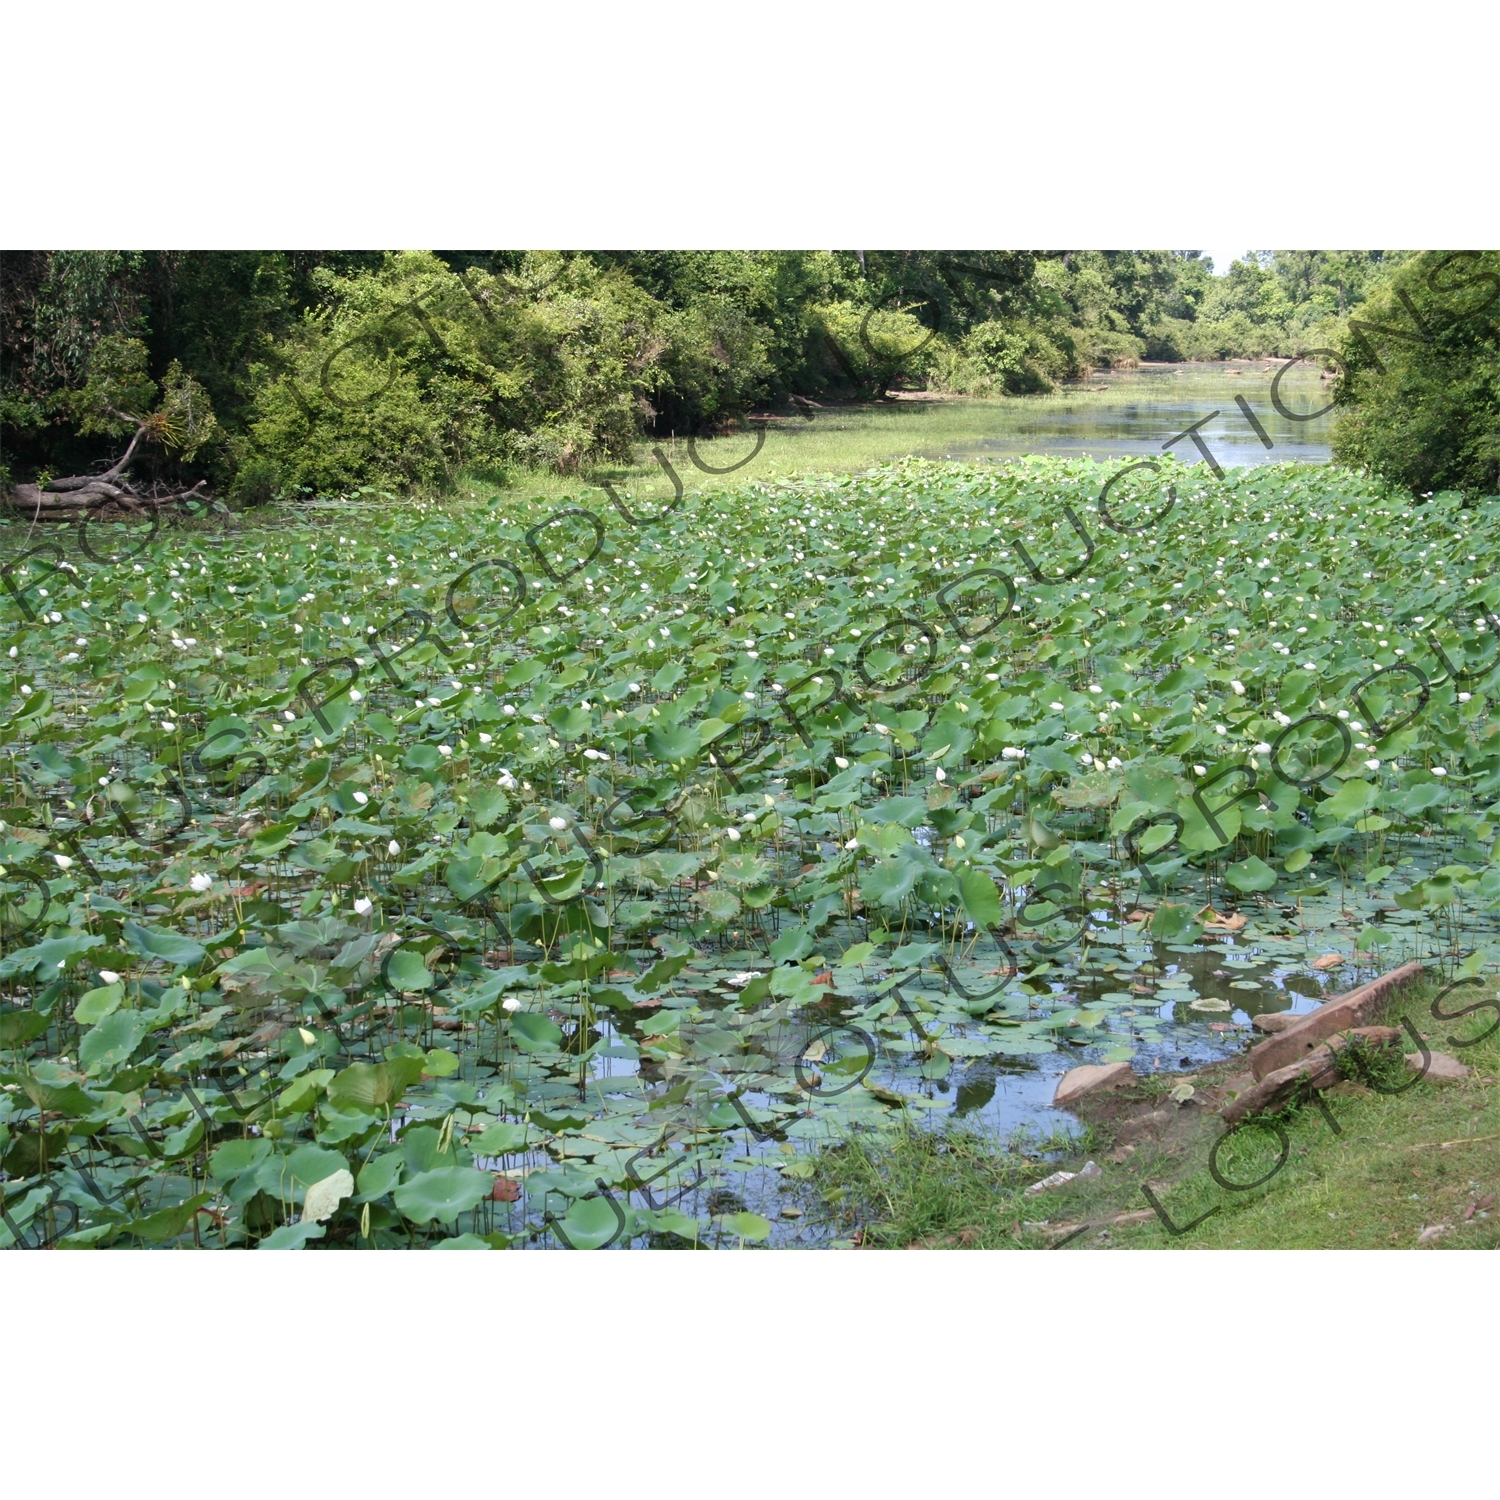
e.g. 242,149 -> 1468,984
3,248 -> 1492,501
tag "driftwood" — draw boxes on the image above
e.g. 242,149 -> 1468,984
2,408 -> 212,523
3,478 -> 207,521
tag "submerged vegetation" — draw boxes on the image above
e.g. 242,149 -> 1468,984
2,453 -> 1498,1248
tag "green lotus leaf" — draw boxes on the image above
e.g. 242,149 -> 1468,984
394,1165 -> 491,1224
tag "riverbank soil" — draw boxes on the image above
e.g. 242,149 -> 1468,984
813,978 -> 1500,1249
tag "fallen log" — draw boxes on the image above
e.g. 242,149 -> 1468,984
3,479 -> 207,520
3,406 -> 211,523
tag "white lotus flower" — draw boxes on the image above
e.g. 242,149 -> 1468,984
1231,680 -> 1245,694
502,997 -> 521,1012
353,790 -> 369,805
1364,758 -> 1381,770
1106,756 -> 1123,769
98,970 -> 121,985
189,873 -> 213,893
1432,767 -> 1447,777
388,840 -> 401,855
834,756 -> 850,770
53,853 -> 73,870
548,816 -> 567,831
354,897 -> 373,914
497,770 -> 517,790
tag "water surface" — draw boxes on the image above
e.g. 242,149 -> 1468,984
916,361 -> 1336,468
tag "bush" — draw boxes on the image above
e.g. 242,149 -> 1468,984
814,299 -> 942,397
226,454 -> 281,508
1143,317 -> 1191,361
1081,327 -> 1145,369
243,252 -> 683,494
928,321 -> 1075,396
1332,251 -> 1500,500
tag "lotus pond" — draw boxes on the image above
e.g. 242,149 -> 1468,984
3,454 -> 1499,1248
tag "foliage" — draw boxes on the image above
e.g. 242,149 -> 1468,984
929,321 -> 1073,395
1331,251 -> 1500,500
5,248 -> 1425,501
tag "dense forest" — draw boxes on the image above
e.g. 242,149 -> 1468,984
2,248 -> 1494,503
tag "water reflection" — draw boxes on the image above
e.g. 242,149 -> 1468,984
919,360 -> 1335,468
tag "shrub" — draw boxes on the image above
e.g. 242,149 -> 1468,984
814,299 -> 942,397
928,321 -> 1075,395
243,252 -> 679,493
1332,251 -> 1500,500
1081,327 -> 1146,369
226,453 -> 281,508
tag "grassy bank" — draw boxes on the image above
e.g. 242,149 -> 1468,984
466,396 -> 1021,508
811,976 -> 1500,1250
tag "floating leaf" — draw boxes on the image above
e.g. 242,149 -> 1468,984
1225,856 -> 1277,892
717,1211 -> 771,1241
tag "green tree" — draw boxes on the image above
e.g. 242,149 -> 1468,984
1332,251 -> 1500,499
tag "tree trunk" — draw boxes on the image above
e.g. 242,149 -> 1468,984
3,479 -> 207,520
2,416 -> 210,521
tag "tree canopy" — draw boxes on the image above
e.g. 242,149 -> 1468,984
2,248 -> 1456,502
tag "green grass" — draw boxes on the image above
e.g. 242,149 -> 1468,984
812,1120 -> 1091,1248
459,398 -> 1019,508
811,978 -> 1500,1250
